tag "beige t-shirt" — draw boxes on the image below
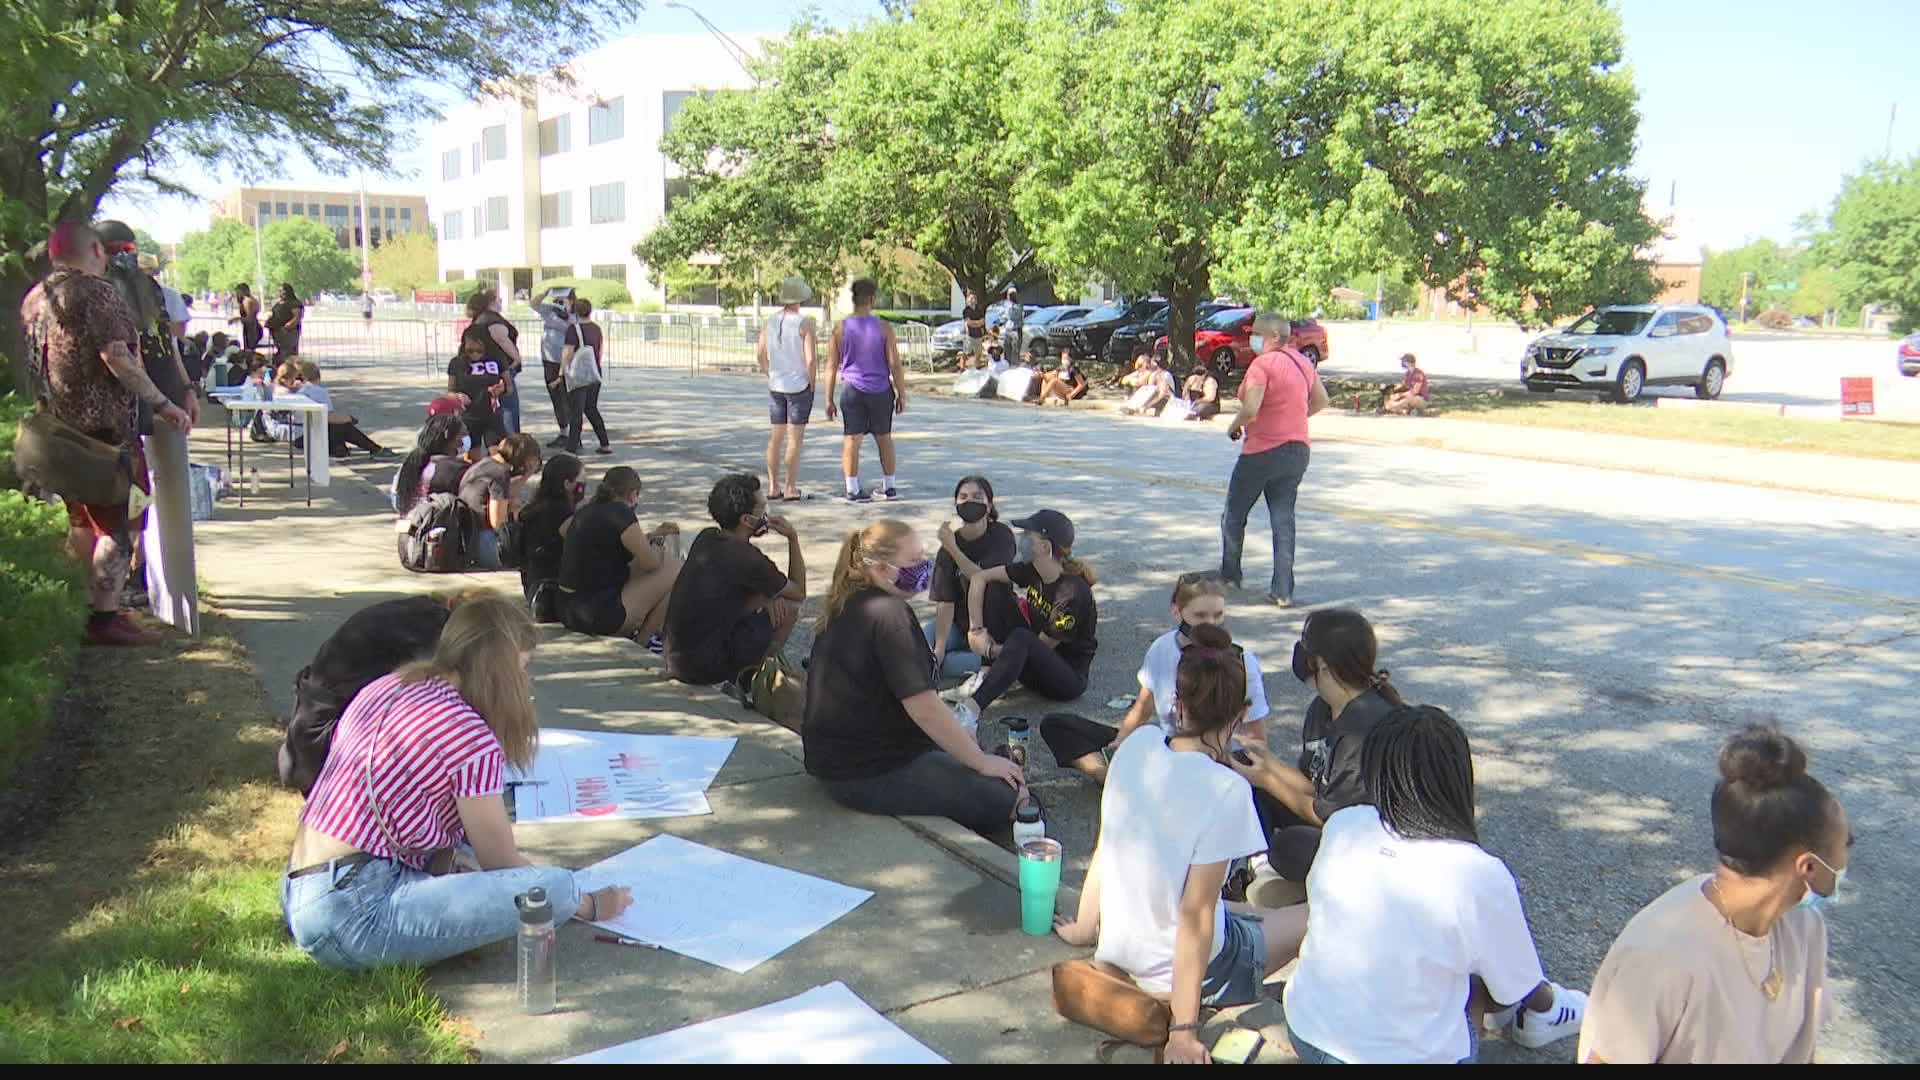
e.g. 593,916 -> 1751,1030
1578,875 -> 1827,1064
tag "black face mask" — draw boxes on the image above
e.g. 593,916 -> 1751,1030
749,514 -> 770,538
956,501 -> 990,524
1291,640 -> 1313,683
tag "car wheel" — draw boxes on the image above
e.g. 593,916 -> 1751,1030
1695,358 -> 1726,400
1612,359 -> 1645,404
1300,345 -> 1322,366
1207,349 -> 1235,382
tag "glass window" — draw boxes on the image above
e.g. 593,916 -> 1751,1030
664,176 -> 693,214
441,149 -> 462,180
471,206 -> 482,235
662,90 -> 705,136
308,203 -> 320,216
591,264 -> 628,284
471,142 -> 481,171
400,207 -> 411,221
538,115 -> 571,156
588,182 -> 625,224
482,124 -> 507,162
447,270 -> 466,282
485,196 -> 509,231
538,266 -> 571,281
291,204 -> 306,216
442,212 -> 461,240
1200,307 -> 1254,331
1650,311 -> 1681,336
588,96 -> 625,145
1567,309 -> 1654,336
275,202 -> 289,216
539,192 -> 572,229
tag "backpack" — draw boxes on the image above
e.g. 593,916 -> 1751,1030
398,493 -> 473,573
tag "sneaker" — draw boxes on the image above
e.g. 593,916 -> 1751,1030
941,670 -> 986,704
843,489 -> 872,503
877,485 -> 899,501
371,447 -> 398,459
1511,985 -> 1586,1049
718,669 -> 754,709
595,445 -> 613,455
1267,593 -> 1294,609
644,633 -> 665,655
85,613 -> 157,647
950,697 -> 980,737
1245,871 -> 1307,909
546,435 -> 569,448
1481,1003 -> 1520,1035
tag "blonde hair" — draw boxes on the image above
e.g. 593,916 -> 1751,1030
274,360 -> 303,388
298,359 -> 322,382
395,593 -> 540,768
817,519 -> 915,635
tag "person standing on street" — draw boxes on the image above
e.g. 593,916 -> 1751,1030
230,281 -> 263,352
266,283 -> 305,359
532,286 -> 575,446
759,276 -> 818,502
824,279 -> 907,502
1001,285 -> 1025,360
1221,313 -> 1328,607
465,286 -> 523,434
560,297 -> 611,455
960,288 -> 987,368
21,222 -> 191,646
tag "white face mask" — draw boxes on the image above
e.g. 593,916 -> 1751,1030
1249,334 -> 1265,353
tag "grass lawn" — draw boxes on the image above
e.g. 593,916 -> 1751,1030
1322,377 -> 1920,464
0,612 -> 471,1064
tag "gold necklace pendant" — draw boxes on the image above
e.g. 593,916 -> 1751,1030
1761,968 -> 1784,1002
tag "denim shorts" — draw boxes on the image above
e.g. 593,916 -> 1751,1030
769,388 -> 814,426
1201,910 -> 1267,1007
1285,1015 -> 1477,1064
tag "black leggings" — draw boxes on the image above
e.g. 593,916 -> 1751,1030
1253,789 -> 1322,881
543,362 -> 572,431
1038,712 -> 1118,765
328,421 -> 380,456
972,627 -> 1088,710
818,751 -> 1019,836
567,383 -> 607,450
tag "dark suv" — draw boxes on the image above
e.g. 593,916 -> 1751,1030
1049,297 -> 1169,362
1108,302 -> 1236,367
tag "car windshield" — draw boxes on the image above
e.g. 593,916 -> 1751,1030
1029,307 -> 1074,326
1566,310 -> 1653,336
1200,307 -> 1252,330
1083,301 -> 1128,321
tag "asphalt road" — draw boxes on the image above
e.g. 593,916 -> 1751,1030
332,362 -> 1917,1063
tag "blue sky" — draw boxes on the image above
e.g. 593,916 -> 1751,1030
105,0 -> 1917,252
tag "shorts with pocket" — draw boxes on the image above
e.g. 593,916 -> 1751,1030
560,587 -> 626,637
769,388 -> 815,426
838,386 -> 896,437
667,609 -> 775,685
1201,910 -> 1267,1007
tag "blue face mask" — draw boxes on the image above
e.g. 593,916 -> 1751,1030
1799,852 -> 1846,910
459,435 -> 472,454
1249,334 -> 1265,353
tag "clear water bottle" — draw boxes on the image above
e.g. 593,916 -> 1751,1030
1013,795 -> 1045,849
515,887 -> 557,1015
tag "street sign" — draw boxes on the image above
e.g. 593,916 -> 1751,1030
1841,377 -> 1875,417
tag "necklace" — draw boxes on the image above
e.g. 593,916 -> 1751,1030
1708,879 -> 1783,1002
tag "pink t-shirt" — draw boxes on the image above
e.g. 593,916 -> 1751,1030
300,673 -> 505,870
1240,347 -> 1319,455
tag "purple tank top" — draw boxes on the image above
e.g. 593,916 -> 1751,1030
838,315 -> 892,394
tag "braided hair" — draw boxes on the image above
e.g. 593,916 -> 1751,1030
1361,704 -> 1478,845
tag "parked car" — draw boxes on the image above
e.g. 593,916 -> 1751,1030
1899,332 -> 1920,377
931,303 -> 1069,362
1049,297 -> 1169,362
369,288 -> 399,304
1106,302 -> 1235,366
1017,304 -> 1092,353
1151,309 -> 1330,379
931,318 -> 969,361
1521,304 -> 1731,403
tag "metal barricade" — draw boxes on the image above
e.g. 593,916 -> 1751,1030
896,321 -> 935,372
186,315 -> 435,371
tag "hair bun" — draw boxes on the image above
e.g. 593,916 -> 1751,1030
1718,724 -> 1808,790
1187,622 -> 1233,650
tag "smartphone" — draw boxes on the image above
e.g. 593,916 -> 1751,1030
1231,749 -> 1254,767
1212,1028 -> 1264,1065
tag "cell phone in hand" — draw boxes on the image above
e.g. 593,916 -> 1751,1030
1212,1028 -> 1264,1065
1231,749 -> 1254,767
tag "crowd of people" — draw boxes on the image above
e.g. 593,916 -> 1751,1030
18,218 -> 1849,1063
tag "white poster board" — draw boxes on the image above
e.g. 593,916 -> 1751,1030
506,730 -> 736,822
576,835 -> 873,973
563,981 -> 945,1065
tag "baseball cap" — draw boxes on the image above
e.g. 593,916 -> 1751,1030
426,394 -> 464,418
1010,509 -> 1075,552
95,219 -> 139,251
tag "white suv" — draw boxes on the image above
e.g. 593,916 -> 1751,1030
1521,304 -> 1732,403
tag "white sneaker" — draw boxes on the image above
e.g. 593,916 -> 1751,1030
1245,871 -> 1306,909
1511,985 -> 1586,1049
941,670 -> 985,705
950,697 -> 980,738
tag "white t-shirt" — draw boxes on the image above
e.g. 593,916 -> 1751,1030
1093,734 -> 1264,994
1284,805 -> 1547,1064
1136,629 -> 1270,730
764,309 -> 815,393
161,284 -> 190,328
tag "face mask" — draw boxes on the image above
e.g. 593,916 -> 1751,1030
571,481 -> 587,502
891,558 -> 935,595
1291,640 -> 1313,683
1019,534 -> 1042,562
956,501 -> 990,524
1249,334 -> 1265,353
1799,853 -> 1846,910
750,514 -> 770,538
458,435 -> 472,454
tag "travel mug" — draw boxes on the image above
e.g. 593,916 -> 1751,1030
1017,837 -> 1063,936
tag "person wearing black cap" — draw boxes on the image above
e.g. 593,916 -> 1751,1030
949,508 -> 1098,731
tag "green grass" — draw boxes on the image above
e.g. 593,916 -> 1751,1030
1324,377 -> 1920,463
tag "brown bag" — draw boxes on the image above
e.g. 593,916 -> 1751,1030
13,406 -> 132,506
1052,959 -> 1172,1059
747,653 -> 806,734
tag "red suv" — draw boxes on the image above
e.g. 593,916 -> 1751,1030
1155,307 -> 1328,380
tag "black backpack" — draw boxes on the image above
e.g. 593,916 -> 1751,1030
398,493 -> 473,573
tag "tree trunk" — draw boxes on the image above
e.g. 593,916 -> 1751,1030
1166,268 -> 1203,379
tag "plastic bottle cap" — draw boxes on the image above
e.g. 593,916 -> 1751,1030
1016,797 -> 1042,823
1006,717 -> 1030,734
516,886 -> 552,924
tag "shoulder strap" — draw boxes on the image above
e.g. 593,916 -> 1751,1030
361,680 -> 430,865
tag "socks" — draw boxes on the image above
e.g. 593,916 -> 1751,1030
845,475 -> 861,495
883,474 -> 897,491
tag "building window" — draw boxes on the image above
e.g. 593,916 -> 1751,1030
664,176 -> 693,214
538,115 -> 571,156
588,182 -> 625,224
539,192 -> 572,229
538,266 -> 571,281
662,90 -> 708,136
471,206 -> 482,236
588,97 -> 625,145
291,204 -> 306,216
443,212 -> 463,240
471,142 -> 481,172
485,196 -> 508,231
308,203 -> 320,217
441,149 -> 462,180
481,124 -> 507,162
591,264 -> 628,284
275,201 -> 289,216
666,279 -> 721,306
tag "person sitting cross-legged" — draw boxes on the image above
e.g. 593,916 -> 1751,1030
662,474 -> 807,697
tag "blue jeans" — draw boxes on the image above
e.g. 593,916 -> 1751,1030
471,526 -> 503,569
1220,441 -> 1310,601
1285,1018 -> 1476,1065
500,380 -> 522,434
281,856 -> 581,971
922,619 -> 983,680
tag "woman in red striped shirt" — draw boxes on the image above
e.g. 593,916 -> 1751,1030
282,593 -> 632,970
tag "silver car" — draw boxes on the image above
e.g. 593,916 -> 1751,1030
1521,304 -> 1732,403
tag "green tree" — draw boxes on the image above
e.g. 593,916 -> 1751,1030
368,231 -> 441,295
172,219 -> 256,296
0,0 -> 641,389
261,218 -> 355,299
1813,156 -> 1920,332
1699,239 -> 1790,317
1790,266 -> 1840,321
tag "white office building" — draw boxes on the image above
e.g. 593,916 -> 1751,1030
427,33 -> 763,304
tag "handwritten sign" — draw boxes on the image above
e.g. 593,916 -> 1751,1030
506,730 -> 735,823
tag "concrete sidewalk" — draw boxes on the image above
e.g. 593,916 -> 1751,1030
179,410 -> 1307,1064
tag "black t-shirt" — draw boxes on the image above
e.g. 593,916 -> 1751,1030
469,310 -> 521,373
1297,688 -> 1396,823
447,351 -> 506,428
802,588 -> 938,781
963,300 -> 986,338
665,528 -> 789,662
930,521 -> 1016,633
565,322 -> 605,365
559,500 -> 637,595
458,459 -> 511,518
519,497 -> 574,584
1005,561 -> 1098,674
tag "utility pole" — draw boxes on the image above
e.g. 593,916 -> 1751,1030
1740,271 -> 1751,325
253,213 -> 266,296
1887,102 -> 1898,161
358,173 -> 372,296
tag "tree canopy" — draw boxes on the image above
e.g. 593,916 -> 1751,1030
369,231 -> 441,295
171,217 -> 356,298
1813,156 -> 1920,332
